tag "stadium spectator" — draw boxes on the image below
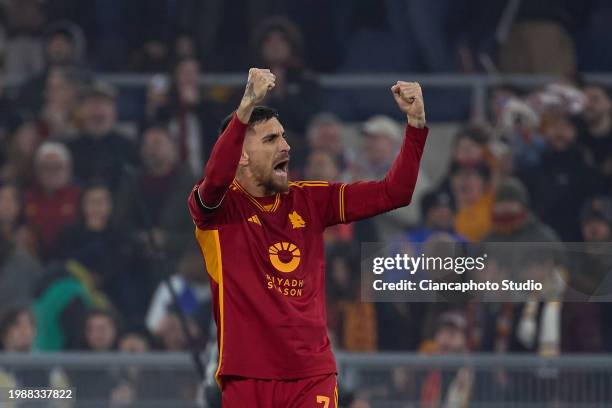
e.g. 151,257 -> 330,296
452,124 -> 501,176
1,0 -> 47,80
69,309 -> 120,404
326,244 -> 377,351
82,309 -> 118,351
386,193 -> 466,347
145,247 -> 211,334
115,126 -> 194,291
155,312 -> 201,351
520,112 -> 604,241
558,197 -> 610,352
56,183 -> 128,312
578,84 -> 612,183
118,328 -> 152,353
453,125 -> 489,164
0,306 -> 46,388
0,119 -> 43,189
0,306 -> 36,352
0,182 -> 35,255
174,34 -> 198,61
142,74 -> 170,126
349,115 -> 431,239
305,149 -> 341,183
406,189 -> 463,245
163,57 -> 231,176
449,161 -> 493,241
484,177 -> 559,243
112,328 -> 153,407
496,1 -> 587,74
306,113 -> 352,174
252,16 -> 319,134
0,195 -> 41,312
580,196 -> 612,244
37,67 -> 80,140
24,141 -> 81,260
16,21 -> 87,113
574,196 -> 612,352
34,256 -> 115,351
476,178 -> 561,354
420,311 -> 473,407
68,81 -> 138,191
0,305 -> 73,391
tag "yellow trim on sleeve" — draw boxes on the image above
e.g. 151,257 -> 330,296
339,184 -> 346,223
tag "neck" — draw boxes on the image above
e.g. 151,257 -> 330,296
236,170 -> 274,197
589,114 -> 612,137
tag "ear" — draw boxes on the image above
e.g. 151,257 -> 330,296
238,150 -> 249,166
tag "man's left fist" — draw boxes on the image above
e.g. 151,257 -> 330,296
391,81 -> 426,128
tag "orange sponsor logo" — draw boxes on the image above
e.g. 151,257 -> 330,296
268,241 -> 301,273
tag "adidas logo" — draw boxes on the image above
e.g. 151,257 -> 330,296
248,215 -> 261,226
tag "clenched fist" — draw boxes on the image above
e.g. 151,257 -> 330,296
391,81 -> 426,128
236,68 -> 276,124
244,68 -> 276,105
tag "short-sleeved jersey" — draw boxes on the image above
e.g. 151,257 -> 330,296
188,179 -> 348,383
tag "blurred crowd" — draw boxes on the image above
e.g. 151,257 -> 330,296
1,0 -> 612,76
1,1 -> 612,407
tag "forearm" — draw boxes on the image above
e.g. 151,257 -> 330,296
344,124 -> 428,222
197,112 -> 248,208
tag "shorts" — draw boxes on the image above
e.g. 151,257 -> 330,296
222,373 -> 338,408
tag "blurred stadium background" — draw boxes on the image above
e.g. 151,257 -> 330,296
1,0 -> 612,406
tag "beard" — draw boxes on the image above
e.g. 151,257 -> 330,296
265,171 -> 289,193
252,165 -> 289,194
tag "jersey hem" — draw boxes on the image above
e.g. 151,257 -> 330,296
218,365 -> 338,381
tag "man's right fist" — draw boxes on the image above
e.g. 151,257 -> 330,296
243,68 -> 276,105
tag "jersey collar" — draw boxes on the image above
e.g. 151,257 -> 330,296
232,180 -> 281,213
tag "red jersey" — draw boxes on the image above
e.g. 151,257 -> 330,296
188,113 -> 428,385
24,185 -> 81,258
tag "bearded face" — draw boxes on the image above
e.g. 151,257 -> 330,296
242,117 -> 291,194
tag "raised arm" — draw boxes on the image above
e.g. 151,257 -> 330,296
342,82 -> 428,223
191,68 -> 276,211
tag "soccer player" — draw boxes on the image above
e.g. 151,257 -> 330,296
187,68 -> 428,407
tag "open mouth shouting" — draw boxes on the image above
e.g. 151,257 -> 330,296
273,157 -> 290,177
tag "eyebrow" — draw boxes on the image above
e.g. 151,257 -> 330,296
263,131 -> 285,141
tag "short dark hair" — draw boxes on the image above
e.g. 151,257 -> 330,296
251,16 -> 303,62
0,306 -> 34,347
218,106 -> 279,134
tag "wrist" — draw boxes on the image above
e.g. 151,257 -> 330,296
236,99 -> 255,124
407,115 -> 426,129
